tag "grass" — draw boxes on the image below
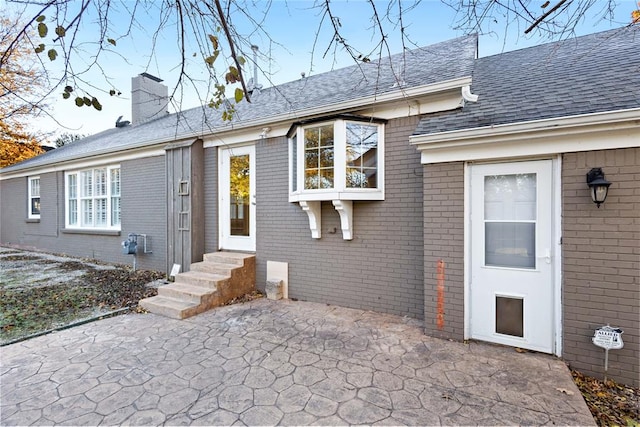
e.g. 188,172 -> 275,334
0,267 -> 163,344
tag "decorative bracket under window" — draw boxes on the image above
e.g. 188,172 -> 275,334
299,200 -> 354,240
332,200 -> 353,241
299,201 -> 321,239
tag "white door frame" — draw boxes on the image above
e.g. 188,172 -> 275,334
218,144 -> 256,252
463,156 -> 562,356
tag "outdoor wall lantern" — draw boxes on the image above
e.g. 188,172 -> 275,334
586,167 -> 611,208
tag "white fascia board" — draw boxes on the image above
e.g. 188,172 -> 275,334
411,108 -> 640,164
0,146 -> 165,181
203,77 -> 472,148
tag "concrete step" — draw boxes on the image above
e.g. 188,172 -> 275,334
175,270 -> 229,289
190,261 -> 237,276
138,296 -> 200,320
158,283 -> 219,305
203,251 -> 254,266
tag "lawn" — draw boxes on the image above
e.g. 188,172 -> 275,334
0,248 -> 163,344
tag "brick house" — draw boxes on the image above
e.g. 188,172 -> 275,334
1,28 -> 638,386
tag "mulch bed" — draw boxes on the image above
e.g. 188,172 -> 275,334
571,369 -> 639,426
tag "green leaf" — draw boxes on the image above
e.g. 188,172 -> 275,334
237,56 -> 246,66
75,97 -> 84,107
91,98 -> 102,111
55,26 -> 66,37
47,49 -> 57,61
34,44 -> 45,54
36,15 -> 46,23
234,88 -> 244,103
38,22 -> 48,38
62,92 -> 70,99
83,97 -> 91,106
107,38 -> 116,46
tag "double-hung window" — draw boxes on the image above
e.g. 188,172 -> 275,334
289,116 -> 385,202
65,165 -> 121,230
28,176 -> 40,219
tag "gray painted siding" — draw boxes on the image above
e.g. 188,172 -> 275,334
255,117 -> 425,319
423,162 -> 465,340
0,155 -> 166,272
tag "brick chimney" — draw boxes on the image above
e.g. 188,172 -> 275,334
131,73 -> 169,125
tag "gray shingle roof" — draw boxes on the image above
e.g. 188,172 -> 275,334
2,34 -> 478,173
414,27 -> 640,136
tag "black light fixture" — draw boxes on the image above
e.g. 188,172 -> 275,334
586,168 -> 611,208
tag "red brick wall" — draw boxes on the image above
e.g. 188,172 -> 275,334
562,148 -> 639,387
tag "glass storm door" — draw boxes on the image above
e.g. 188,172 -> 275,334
469,160 -> 554,353
219,145 -> 256,251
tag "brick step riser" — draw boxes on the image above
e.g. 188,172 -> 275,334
158,287 -> 219,305
190,263 -> 235,276
174,274 -> 227,289
203,253 -> 247,265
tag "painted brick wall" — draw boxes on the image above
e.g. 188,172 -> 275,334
423,162 -> 465,340
120,156 -> 167,271
562,148 -> 639,388
255,116 -> 425,319
0,155 -> 166,272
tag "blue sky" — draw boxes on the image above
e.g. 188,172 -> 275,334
12,0 -> 638,140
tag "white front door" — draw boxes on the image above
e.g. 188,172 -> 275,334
219,145 -> 256,252
469,160 -> 555,353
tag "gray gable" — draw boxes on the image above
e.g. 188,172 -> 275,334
414,27 -> 640,136
2,34 -> 477,173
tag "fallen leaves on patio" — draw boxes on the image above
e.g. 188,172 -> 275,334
571,369 -> 639,427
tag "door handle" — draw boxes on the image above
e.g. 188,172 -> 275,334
545,248 -> 551,264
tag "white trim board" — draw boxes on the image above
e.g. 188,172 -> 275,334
412,108 -> 640,164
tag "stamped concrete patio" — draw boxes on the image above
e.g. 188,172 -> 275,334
1,298 -> 594,426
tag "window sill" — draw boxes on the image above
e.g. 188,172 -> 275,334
62,228 -> 121,236
289,190 -> 384,203
25,218 -> 40,223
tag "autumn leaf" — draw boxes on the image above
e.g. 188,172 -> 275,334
47,48 -> 57,61
234,87 -> 244,103
54,26 -> 66,37
37,22 -> 47,37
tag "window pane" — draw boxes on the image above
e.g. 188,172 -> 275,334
304,125 -> 334,189
346,123 -> 378,189
68,174 -> 77,199
95,198 -> 107,226
230,155 -> 250,236
30,178 -> 40,197
31,198 -> 41,215
485,222 -> 535,269
81,171 -> 93,197
110,168 -> 120,196
82,200 -> 93,226
291,136 -> 297,193
69,200 -> 77,225
111,197 -> 121,226
95,168 -> 107,196
484,174 -> 536,221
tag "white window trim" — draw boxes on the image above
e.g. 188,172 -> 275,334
27,176 -> 40,219
289,118 -> 385,240
65,165 -> 121,231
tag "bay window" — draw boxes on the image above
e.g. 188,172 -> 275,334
289,115 -> 385,240
290,116 -> 385,202
65,165 -> 120,230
